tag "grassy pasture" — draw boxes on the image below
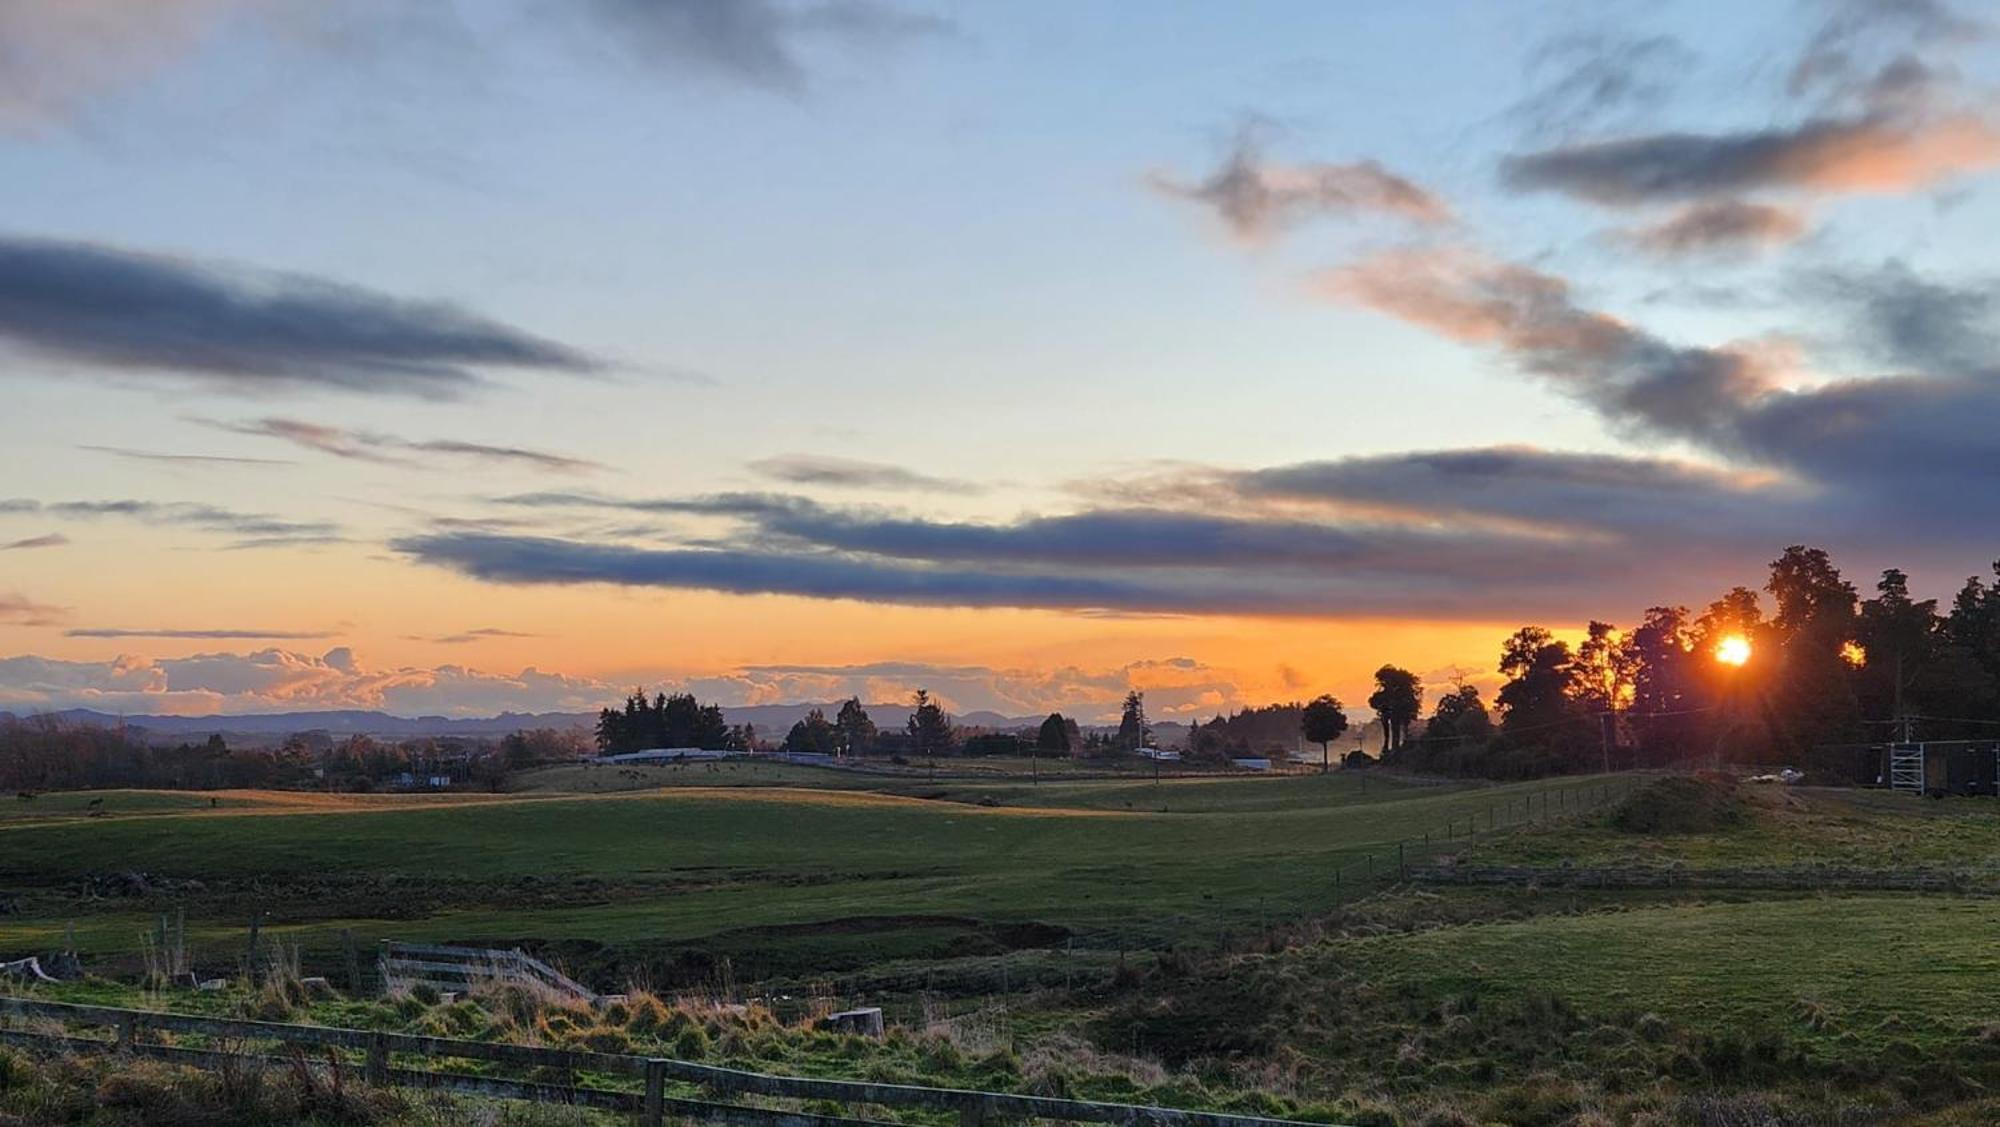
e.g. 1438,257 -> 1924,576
1326,895 -> 2000,1054
1462,782 -> 2000,870
10,769 -> 2000,1122
0,772 -> 1603,976
510,759 -> 1447,812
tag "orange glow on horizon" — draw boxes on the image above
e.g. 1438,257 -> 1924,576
1714,635 -> 1752,667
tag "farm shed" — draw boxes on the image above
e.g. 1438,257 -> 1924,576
1810,742 -> 2000,796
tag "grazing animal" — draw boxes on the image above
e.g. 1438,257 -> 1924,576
15,791 -> 35,801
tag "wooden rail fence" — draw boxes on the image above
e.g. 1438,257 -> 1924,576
0,997 -> 1341,1127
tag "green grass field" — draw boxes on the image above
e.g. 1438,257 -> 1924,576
10,768 -> 2000,1121
1463,782 -> 2000,870
1329,895 -> 2000,1052
0,771 -> 1602,979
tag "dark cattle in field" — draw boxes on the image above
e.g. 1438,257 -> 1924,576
15,791 -> 34,801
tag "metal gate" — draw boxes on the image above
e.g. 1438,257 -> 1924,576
1889,743 -> 1925,794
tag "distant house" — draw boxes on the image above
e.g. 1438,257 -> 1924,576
597,748 -> 730,765
1231,757 -> 1272,772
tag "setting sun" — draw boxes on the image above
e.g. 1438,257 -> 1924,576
1715,635 -> 1752,666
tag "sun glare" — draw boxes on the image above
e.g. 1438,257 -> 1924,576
1715,635 -> 1752,666
1841,641 -> 1867,667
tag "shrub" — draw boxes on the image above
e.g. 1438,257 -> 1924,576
671,1023 -> 711,1060
581,1025 -> 633,1054
623,992 -> 672,1036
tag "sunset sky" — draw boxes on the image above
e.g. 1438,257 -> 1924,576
5,0 -> 2000,721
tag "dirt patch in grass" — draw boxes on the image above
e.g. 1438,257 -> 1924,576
1609,774 -> 1745,834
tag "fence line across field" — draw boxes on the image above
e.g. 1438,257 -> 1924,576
0,997 -> 1345,1127
1325,776 -> 1637,905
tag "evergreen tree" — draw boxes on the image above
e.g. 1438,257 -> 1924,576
1115,691 -> 1150,751
906,689 -> 955,763
834,698 -> 877,757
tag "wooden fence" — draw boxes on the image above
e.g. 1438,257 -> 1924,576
379,941 -> 602,1005
0,997 -> 1340,1127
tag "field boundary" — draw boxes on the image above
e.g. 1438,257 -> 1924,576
0,997 -> 1343,1127
1325,777 -> 1639,904
1409,862 -> 1998,893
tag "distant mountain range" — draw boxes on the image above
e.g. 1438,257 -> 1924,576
0,703 -> 1182,744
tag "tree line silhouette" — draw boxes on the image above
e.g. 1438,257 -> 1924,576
1374,545 -> 2000,778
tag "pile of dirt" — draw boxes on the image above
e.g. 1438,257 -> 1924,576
1608,774 -> 1745,835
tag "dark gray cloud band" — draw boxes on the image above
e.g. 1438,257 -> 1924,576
1501,113 -> 2000,205
0,235 -> 596,396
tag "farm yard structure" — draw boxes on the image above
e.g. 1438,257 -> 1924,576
1810,740 -> 2000,795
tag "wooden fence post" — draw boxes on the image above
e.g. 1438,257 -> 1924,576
644,1058 -> 666,1127
1398,841 -> 1406,879
342,929 -> 361,996
244,912 -> 262,983
365,1031 -> 388,1086
116,1012 -> 135,1051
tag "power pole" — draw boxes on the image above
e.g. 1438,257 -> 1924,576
1600,710 -> 1613,774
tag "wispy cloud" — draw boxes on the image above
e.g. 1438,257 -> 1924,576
0,0 -> 239,134
0,235 -> 597,397
402,627 -> 541,644
1616,200 -> 1810,257
195,417 -> 602,473
1,498 -> 340,542
0,593 -> 68,627
583,0 -> 955,95
1508,33 -> 1697,138
747,454 -> 979,494
1152,125 -> 1451,244
0,533 -> 68,551
78,445 -> 293,467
